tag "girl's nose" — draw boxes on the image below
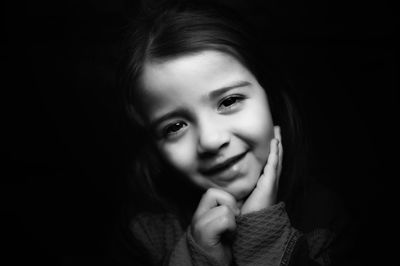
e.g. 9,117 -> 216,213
197,119 -> 230,156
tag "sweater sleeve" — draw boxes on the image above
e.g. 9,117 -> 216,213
232,202 -> 300,265
166,230 -> 227,266
232,202 -> 334,266
130,212 -> 226,266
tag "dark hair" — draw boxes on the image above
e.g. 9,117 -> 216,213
120,1 -> 306,217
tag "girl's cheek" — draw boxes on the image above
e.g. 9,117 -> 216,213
239,104 -> 273,138
159,140 -> 197,173
239,106 -> 274,161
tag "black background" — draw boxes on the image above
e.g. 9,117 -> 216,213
2,0 -> 398,265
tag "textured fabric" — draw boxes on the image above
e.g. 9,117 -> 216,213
233,202 -> 301,265
129,202 -> 336,266
306,229 -> 334,265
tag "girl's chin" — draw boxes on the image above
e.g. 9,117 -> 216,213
222,180 -> 258,201
230,188 -> 254,201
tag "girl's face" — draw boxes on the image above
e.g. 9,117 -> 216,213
138,50 -> 274,200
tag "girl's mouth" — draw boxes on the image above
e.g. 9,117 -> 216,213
199,151 -> 248,177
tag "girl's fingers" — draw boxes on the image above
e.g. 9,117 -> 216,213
193,188 -> 239,222
258,137 -> 279,191
195,205 -> 237,239
241,136 -> 280,214
274,126 -> 283,181
190,204 -> 236,264
191,190 -> 237,251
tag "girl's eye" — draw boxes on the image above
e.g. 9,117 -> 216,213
218,95 -> 244,111
163,121 -> 187,137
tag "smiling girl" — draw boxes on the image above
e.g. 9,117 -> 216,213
118,1 -> 348,265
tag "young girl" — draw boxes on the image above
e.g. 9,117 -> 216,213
118,1 -> 350,265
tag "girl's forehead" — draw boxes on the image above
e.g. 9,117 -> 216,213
139,50 -> 253,95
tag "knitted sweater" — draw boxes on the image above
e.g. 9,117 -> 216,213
128,202 -> 338,266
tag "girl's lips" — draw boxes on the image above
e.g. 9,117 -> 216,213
199,151 -> 247,177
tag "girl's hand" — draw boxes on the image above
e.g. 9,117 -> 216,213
241,126 -> 283,215
191,188 -> 240,266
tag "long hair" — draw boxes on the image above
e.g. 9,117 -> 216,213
119,1 -> 307,218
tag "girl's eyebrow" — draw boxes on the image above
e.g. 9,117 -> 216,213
150,107 -> 191,128
150,81 -> 251,128
208,80 -> 251,98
